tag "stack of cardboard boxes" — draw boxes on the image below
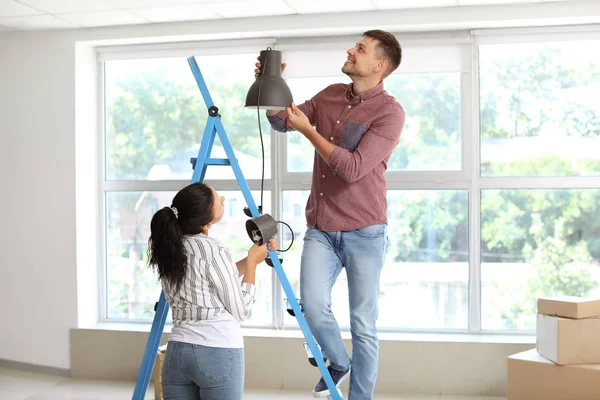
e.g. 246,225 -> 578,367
508,296 -> 600,399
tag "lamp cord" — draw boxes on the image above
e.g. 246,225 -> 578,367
255,50 -> 294,253
276,221 -> 294,252
256,54 -> 266,215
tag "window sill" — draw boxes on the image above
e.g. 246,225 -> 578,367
78,322 -> 536,345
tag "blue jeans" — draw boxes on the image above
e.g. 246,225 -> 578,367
300,224 -> 387,400
161,341 -> 244,400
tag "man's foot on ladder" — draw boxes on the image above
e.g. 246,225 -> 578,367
312,365 -> 350,398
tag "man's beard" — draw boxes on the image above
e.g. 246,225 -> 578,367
342,63 -> 355,76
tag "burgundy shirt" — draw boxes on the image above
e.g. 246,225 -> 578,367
268,82 -> 405,231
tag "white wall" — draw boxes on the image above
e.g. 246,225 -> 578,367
0,1 -> 599,372
0,32 -> 78,370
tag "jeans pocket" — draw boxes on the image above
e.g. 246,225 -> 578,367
353,224 -> 386,239
193,345 -> 233,382
163,342 -> 175,376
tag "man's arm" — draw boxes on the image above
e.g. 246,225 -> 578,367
267,98 -> 316,133
287,103 -> 405,183
299,126 -> 336,163
328,110 -> 405,182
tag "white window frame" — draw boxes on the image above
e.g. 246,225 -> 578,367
97,38 -> 279,327
96,25 -> 600,334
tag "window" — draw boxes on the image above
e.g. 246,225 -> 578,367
278,40 -> 471,331
282,190 -> 469,330
479,41 -> 600,177
104,54 -> 271,182
99,31 -> 600,334
228,198 -> 238,217
102,47 -> 275,326
385,73 -> 461,171
481,189 -> 600,330
106,189 -> 273,325
477,37 -> 600,331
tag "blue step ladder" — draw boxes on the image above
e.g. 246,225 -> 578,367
131,56 -> 343,400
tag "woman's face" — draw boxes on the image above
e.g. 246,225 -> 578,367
210,187 -> 225,225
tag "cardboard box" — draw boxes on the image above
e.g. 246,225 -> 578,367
537,314 -> 600,365
153,344 -> 167,400
538,296 -> 600,319
508,349 -> 600,400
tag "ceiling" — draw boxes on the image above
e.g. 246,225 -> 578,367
0,0 -> 576,31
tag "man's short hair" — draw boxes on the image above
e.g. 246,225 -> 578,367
363,30 -> 402,79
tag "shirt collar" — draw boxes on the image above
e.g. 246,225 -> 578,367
345,81 -> 384,103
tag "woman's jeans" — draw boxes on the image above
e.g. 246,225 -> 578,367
162,341 -> 244,400
301,224 -> 387,400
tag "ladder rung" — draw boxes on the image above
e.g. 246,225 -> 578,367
206,158 -> 231,165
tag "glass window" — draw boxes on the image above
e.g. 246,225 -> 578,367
284,73 -> 461,173
385,73 -> 461,172
106,190 -> 272,326
479,41 -> 600,177
281,190 -> 469,329
481,189 -> 600,330
104,54 -> 271,181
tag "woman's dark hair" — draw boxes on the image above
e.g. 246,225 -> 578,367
148,182 -> 214,291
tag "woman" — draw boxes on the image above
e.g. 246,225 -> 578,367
148,182 -> 276,400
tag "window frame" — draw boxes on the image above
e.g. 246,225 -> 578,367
96,25 -> 600,334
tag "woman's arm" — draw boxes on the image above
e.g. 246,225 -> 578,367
235,257 -> 249,277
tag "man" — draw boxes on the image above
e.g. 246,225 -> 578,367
259,30 -> 404,399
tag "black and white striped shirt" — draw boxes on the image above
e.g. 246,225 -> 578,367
162,233 -> 256,325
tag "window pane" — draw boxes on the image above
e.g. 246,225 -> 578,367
105,54 -> 270,181
481,189 -> 600,330
281,190 -> 468,329
284,74 -> 461,173
386,73 -> 461,171
106,190 -> 272,326
480,41 -> 600,177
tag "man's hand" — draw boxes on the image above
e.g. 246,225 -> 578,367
255,56 -> 286,79
286,103 -> 313,135
256,55 -> 286,116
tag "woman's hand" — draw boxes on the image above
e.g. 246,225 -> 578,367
247,238 -> 279,265
267,238 -> 278,251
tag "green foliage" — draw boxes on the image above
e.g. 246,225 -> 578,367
105,66 -> 269,180
104,47 -> 600,328
494,215 -> 595,330
386,73 -> 461,171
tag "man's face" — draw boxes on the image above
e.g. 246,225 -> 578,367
342,36 -> 383,78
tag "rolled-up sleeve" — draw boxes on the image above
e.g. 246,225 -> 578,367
329,105 -> 405,183
267,95 -> 318,133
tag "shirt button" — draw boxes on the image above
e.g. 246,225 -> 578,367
336,120 -> 340,124
320,192 -> 324,196
322,175 -> 325,178
348,105 -> 351,108
330,137 -> 334,141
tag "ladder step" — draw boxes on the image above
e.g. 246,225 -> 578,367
190,157 -> 232,167
285,298 -> 303,316
303,341 -> 327,367
206,158 -> 231,165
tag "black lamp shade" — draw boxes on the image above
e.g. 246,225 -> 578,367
246,213 -> 278,245
245,49 -> 293,110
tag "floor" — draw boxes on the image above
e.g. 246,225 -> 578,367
0,367 -> 507,400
